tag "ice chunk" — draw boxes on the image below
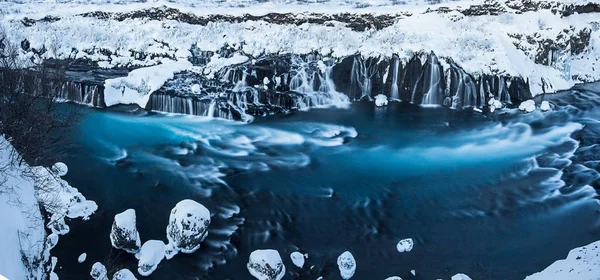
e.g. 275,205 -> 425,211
110,209 -> 141,254
337,251 -> 356,279
290,252 -> 305,268
77,253 -> 87,263
540,101 -> 551,111
191,84 -> 201,94
247,249 -> 286,280
90,262 -> 108,280
410,269 -> 416,276
135,240 -> 166,277
51,162 -> 68,177
375,94 -> 388,107
518,100 -> 536,113
165,199 -> 210,259
112,269 -> 137,280
451,273 -> 472,280
396,238 -> 414,253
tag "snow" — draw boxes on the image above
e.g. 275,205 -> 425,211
77,253 -> 87,263
51,162 -> 68,177
385,277 -> 403,280
541,100 -> 551,111
488,98 -> 503,109
104,60 -> 193,108
90,262 -> 108,280
451,273 -> 472,280
112,269 -> 137,280
247,249 -> 286,280
202,54 -> 249,79
191,84 -> 201,94
375,94 -> 389,107
135,240 -> 165,277
337,251 -> 356,280
165,199 -> 211,259
110,209 -> 141,254
525,240 -> 600,280
290,252 -> 306,268
396,238 -> 414,253
519,99 -> 537,113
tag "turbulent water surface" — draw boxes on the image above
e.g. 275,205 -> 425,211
50,82 -> 600,280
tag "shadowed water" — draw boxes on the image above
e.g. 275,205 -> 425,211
50,83 -> 600,280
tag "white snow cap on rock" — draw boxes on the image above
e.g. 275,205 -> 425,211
396,238 -> 414,253
135,240 -> 166,277
451,273 -> 472,280
247,249 -> 286,280
110,209 -> 141,254
337,251 -> 356,279
518,100 -> 536,113
525,240 -> 600,280
375,94 -> 388,107
290,251 -> 306,268
191,84 -> 201,94
165,199 -> 211,259
90,262 -> 108,280
540,101 -> 551,111
78,253 -> 87,263
112,269 -> 137,280
51,162 -> 68,177
384,277 -> 403,280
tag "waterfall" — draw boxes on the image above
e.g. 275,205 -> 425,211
206,100 -> 216,118
421,53 -> 443,105
390,55 -> 400,100
350,56 -> 379,101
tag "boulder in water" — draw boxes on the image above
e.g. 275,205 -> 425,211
78,253 -> 87,263
451,273 -> 472,280
519,100 -> 536,113
165,199 -> 210,259
90,262 -> 108,280
51,162 -> 68,177
290,251 -> 306,268
337,251 -> 356,279
396,238 -> 414,253
112,269 -> 137,280
110,209 -> 141,254
247,249 -> 286,280
136,240 -> 166,276
540,100 -> 551,111
385,277 -> 403,280
375,94 -> 388,107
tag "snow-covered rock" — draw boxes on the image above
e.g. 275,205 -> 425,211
110,209 -> 141,254
90,262 -> 108,280
337,251 -> 356,279
451,273 -> 472,280
540,101 -> 551,111
489,105 -> 496,113
410,269 -> 416,275
51,162 -> 68,177
165,199 -> 210,259
525,240 -> 600,280
384,277 -> 403,280
396,238 -> 414,253
191,84 -> 201,94
519,100 -> 536,113
247,249 -> 286,280
112,269 -> 137,280
290,252 -> 306,268
375,94 -> 388,107
78,253 -> 87,263
135,240 -> 166,277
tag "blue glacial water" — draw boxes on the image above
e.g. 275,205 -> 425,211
50,82 -> 600,280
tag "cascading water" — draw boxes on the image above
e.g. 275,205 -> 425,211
421,53 -> 444,105
390,55 -> 400,100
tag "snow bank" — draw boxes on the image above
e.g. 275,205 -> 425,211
104,60 -> 192,108
110,209 -> 141,254
451,273 -> 472,280
337,251 -> 356,279
290,252 -> 306,268
247,249 -> 286,280
525,240 -> 600,280
112,269 -> 137,280
396,238 -> 414,253
135,240 -> 165,277
165,199 -> 211,259
518,100 -> 537,113
375,94 -> 388,107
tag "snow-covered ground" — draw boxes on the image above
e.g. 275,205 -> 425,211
525,240 -> 600,280
0,136 -> 97,279
0,0 -> 598,109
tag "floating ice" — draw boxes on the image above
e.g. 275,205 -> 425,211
337,251 -> 356,279
518,100 -> 536,113
290,252 -> 306,268
247,249 -> 286,280
396,238 -> 414,253
525,240 -> 600,280
165,199 -> 210,259
135,240 -> 166,276
451,273 -> 472,280
51,162 -> 68,177
112,269 -> 137,280
77,253 -> 87,263
540,101 -> 551,111
110,209 -> 141,254
375,94 -> 388,107
90,262 -> 108,280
